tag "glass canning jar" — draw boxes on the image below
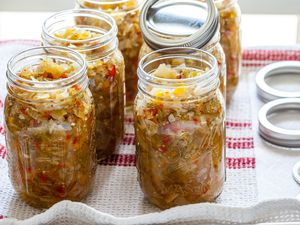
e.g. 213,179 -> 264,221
76,0 -> 144,106
4,47 -> 96,208
134,48 -> 226,209
215,0 -> 242,99
42,9 -> 125,162
139,0 -> 227,100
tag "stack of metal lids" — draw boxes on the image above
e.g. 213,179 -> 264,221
256,61 -> 300,185
256,61 -> 300,148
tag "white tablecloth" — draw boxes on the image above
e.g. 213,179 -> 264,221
0,41 -> 300,224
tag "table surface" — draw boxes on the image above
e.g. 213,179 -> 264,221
0,12 -> 299,204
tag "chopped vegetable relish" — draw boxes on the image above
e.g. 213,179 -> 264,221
52,27 -> 125,162
134,63 -> 225,209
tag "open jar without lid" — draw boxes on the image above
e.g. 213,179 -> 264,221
42,9 -> 125,162
5,46 -> 97,208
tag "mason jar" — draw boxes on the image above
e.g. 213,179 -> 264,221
139,0 -> 227,99
4,47 -> 96,208
42,9 -> 125,162
76,0 -> 144,106
134,47 -> 226,209
215,0 -> 242,99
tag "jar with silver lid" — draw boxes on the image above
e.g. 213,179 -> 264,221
215,0 -> 241,99
139,0 -> 227,99
76,0 -> 144,106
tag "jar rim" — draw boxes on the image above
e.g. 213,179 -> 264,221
138,47 -> 218,86
76,0 -> 142,12
42,9 -> 117,49
7,46 -> 88,92
139,0 -> 219,50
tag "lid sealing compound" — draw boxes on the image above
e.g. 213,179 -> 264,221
140,0 -> 219,51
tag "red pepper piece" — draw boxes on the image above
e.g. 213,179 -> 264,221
193,118 -> 200,125
149,108 -> 158,116
108,65 -> 116,81
56,184 -> 66,198
66,133 -> 72,140
162,136 -> 171,145
72,85 -> 81,92
19,108 -> 27,115
73,137 -> 79,144
39,172 -> 48,182
47,74 -> 53,79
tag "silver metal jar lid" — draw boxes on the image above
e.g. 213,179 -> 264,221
258,98 -> 300,148
139,0 -> 219,50
293,161 -> 300,185
256,61 -> 300,102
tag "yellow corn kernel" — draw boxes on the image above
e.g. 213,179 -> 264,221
78,32 -> 90,40
126,0 -> 136,8
156,91 -> 171,98
190,71 -> 198,77
156,91 -> 165,98
173,87 -> 185,96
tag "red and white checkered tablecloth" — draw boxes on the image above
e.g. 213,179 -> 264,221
0,40 -> 299,222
